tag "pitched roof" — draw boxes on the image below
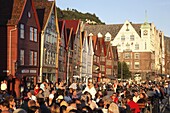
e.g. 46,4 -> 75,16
84,24 -> 123,40
65,20 -> 80,35
6,0 -> 27,25
34,0 -> 53,29
131,23 -> 142,37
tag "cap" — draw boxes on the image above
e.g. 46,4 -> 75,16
56,95 -> 63,100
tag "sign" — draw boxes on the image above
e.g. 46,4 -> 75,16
30,70 -> 36,74
21,69 -> 29,73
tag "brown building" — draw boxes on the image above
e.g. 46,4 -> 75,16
164,36 -> 170,75
58,20 -> 67,81
0,0 -> 40,97
34,0 -> 59,83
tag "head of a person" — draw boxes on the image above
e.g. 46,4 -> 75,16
28,100 -> 36,108
50,104 -> 60,113
88,79 -> 93,88
5,95 -> 15,107
108,103 -> 119,113
126,95 -> 133,103
1,100 -> 9,111
139,93 -> 146,99
133,90 -> 138,96
56,95 -> 64,103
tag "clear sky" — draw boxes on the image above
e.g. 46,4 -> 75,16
56,0 -> 170,36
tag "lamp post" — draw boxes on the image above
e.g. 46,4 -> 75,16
121,62 -> 123,81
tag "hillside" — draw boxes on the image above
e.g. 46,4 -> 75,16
57,7 -> 105,25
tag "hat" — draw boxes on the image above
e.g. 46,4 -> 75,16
56,95 -> 63,100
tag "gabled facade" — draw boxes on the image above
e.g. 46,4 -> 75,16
112,20 -> 165,80
65,20 -> 81,84
81,32 -> 89,80
87,35 -> 94,78
85,25 -> 120,80
34,0 -> 59,83
0,0 -> 40,97
58,20 -> 67,82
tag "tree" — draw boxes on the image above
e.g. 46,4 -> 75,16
118,61 -> 131,79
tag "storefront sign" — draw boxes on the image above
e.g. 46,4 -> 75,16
21,69 -> 29,73
30,70 -> 36,74
21,69 -> 36,74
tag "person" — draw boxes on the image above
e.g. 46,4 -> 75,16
108,102 -> 120,113
27,92 -> 37,101
110,93 -> 119,104
82,78 -> 97,99
5,95 -> 16,112
34,84 -> 40,96
126,95 -> 140,113
133,90 -> 140,103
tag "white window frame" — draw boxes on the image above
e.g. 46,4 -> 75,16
124,53 -> 131,59
20,49 -> 24,65
20,24 -> 24,39
134,53 -> 140,59
34,51 -> 37,66
34,28 -> 37,42
134,62 -> 140,69
29,51 -> 34,65
30,27 -> 34,41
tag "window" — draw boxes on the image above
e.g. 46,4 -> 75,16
135,43 -> 139,50
20,24 -> 24,39
126,43 -> 130,50
130,35 -> 134,41
134,53 -> 140,59
121,35 -> 125,41
134,62 -> 140,69
30,27 -> 38,42
29,51 -> 34,65
126,62 -> 131,69
20,49 -> 24,65
34,52 -> 37,66
106,60 -> 112,65
124,53 -> 131,59
106,68 -> 112,75
30,27 -> 34,41
105,36 -> 111,41
101,65 -> 105,71
34,29 -> 37,42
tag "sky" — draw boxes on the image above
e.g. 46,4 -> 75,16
56,0 -> 170,36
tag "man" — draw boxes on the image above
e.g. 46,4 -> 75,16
82,78 -> 96,99
133,90 -> 140,103
126,95 -> 140,113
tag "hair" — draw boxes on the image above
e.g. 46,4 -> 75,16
5,95 -> 14,102
50,104 -> 60,113
1,100 -> 9,108
28,100 -> 36,107
60,105 -> 67,113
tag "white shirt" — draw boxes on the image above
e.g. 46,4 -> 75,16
133,96 -> 140,103
82,86 -> 96,99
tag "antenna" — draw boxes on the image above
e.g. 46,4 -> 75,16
145,10 -> 148,23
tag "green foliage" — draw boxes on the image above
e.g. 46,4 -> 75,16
118,61 -> 131,79
57,7 -> 105,25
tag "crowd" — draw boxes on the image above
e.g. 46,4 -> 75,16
0,78 -> 170,113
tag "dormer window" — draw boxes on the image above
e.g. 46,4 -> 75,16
105,32 -> 111,41
105,36 -> 111,41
